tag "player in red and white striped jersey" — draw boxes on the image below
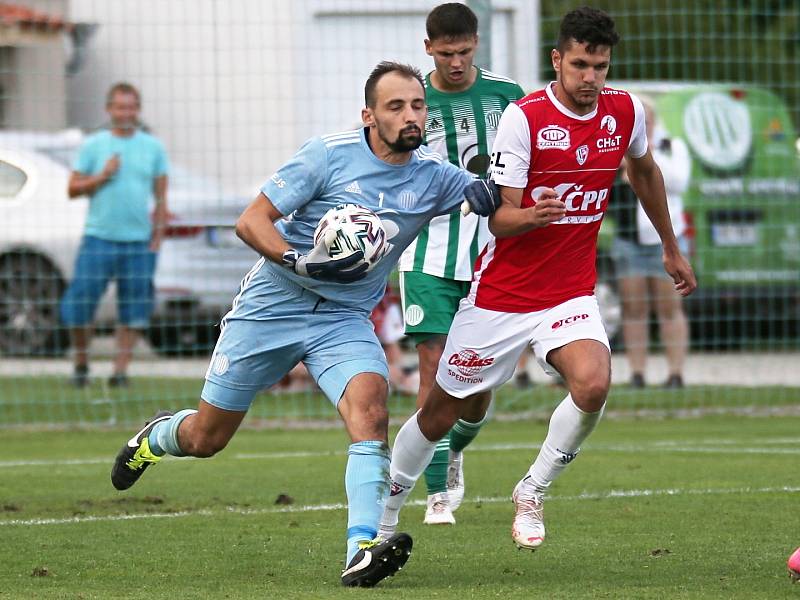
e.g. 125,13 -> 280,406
381,6 -> 696,554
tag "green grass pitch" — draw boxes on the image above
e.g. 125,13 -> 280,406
2,414 -> 799,598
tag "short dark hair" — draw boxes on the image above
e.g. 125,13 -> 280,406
557,6 -> 619,54
426,3 -> 478,41
364,61 -> 424,108
106,82 -> 141,106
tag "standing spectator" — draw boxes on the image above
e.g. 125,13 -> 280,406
397,2 -> 525,525
61,82 -> 169,387
610,99 -> 691,389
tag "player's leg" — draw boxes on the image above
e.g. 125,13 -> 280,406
651,275 -> 688,388
402,272 -> 491,518
414,335 -> 455,522
304,307 -> 411,587
512,296 -> 611,550
401,271 -> 456,516
447,388 -> 491,510
381,302 -> 526,537
111,265 -> 306,490
110,313 -> 301,490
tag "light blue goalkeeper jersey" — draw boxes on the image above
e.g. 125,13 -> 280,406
257,127 -> 473,313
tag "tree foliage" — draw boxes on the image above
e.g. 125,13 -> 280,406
539,0 -> 800,126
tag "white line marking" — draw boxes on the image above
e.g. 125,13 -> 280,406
2,485 -> 797,527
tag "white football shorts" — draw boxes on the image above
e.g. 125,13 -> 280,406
436,294 -> 610,398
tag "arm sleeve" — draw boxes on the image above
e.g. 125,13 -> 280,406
434,161 -> 475,216
260,137 -> 328,216
657,137 -> 691,196
489,103 -> 531,188
73,141 -> 95,175
626,93 -> 648,159
154,140 -> 169,176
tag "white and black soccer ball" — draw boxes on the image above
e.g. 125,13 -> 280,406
313,203 -> 387,271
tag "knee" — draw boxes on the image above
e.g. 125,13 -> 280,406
570,374 -> 610,412
362,401 -> 389,432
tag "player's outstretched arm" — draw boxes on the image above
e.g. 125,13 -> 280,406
488,186 -> 566,238
626,150 -> 697,296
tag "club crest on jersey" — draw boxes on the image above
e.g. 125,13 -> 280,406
536,125 -> 570,150
576,144 -> 589,165
397,189 -> 417,209
601,114 -> 617,135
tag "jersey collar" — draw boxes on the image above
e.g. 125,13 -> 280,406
545,81 -> 598,121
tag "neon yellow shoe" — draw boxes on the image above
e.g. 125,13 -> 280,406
341,533 -> 413,587
111,411 -> 173,490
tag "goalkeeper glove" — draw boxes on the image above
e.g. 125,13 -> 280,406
281,244 -> 368,283
463,179 -> 502,216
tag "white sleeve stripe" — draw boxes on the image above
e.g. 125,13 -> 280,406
481,70 -> 517,84
325,139 -> 361,148
322,130 -> 361,142
415,149 -> 442,162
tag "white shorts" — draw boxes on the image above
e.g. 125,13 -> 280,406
436,295 -> 610,399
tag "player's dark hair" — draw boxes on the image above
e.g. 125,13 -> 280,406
557,6 -> 619,54
106,81 -> 141,106
426,3 -> 478,41
364,61 -> 424,107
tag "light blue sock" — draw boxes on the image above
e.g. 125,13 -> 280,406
147,409 -> 198,457
344,440 -> 390,566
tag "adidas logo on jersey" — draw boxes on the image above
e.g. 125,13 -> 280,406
345,181 -> 362,194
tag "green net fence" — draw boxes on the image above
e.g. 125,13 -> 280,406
1,0 -> 798,428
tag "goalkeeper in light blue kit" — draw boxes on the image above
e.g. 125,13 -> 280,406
109,61 -> 500,588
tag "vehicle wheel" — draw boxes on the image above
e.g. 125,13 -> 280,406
0,253 -> 69,356
595,279 -> 622,347
148,308 -> 220,357
594,254 -> 622,347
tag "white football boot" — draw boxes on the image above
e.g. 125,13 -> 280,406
423,491 -> 456,525
446,450 -> 465,511
511,480 -> 545,550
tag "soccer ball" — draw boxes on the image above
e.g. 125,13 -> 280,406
314,203 -> 387,271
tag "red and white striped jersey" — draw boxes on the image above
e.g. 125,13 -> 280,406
470,83 -> 647,312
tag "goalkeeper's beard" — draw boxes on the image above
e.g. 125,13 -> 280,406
380,126 -> 423,153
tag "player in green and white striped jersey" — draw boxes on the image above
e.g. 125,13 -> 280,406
396,3 -> 525,526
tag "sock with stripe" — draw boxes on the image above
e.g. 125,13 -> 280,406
449,414 -> 489,453
147,409 -> 198,457
423,434 -> 450,495
345,440 -> 390,566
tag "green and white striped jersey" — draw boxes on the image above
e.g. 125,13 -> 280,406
398,67 -> 525,280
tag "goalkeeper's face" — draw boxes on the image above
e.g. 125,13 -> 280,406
363,71 -> 426,156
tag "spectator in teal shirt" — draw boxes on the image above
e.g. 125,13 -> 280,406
61,82 -> 169,387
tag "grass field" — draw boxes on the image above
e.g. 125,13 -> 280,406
2,414 -> 799,599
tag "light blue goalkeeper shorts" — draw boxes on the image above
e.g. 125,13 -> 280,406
201,260 -> 388,412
